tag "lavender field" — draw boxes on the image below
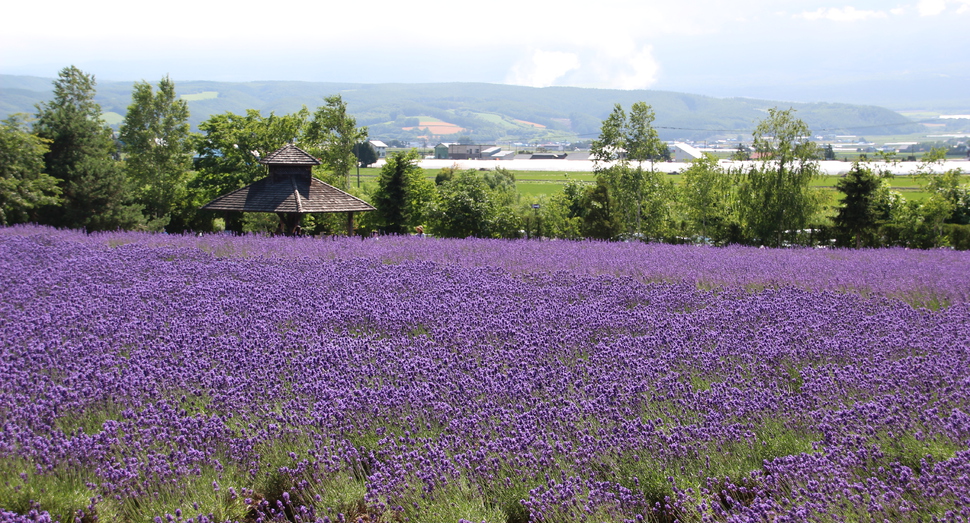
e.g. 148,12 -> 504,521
1,226 -> 969,523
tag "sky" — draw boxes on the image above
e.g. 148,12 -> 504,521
2,0 -> 968,106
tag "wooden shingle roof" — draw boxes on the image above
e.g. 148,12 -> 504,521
201,176 -> 375,214
201,144 -> 375,214
259,144 -> 321,166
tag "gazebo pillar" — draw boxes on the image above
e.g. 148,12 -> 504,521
277,212 -> 303,236
347,212 -> 354,236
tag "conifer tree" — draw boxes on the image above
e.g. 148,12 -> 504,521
834,162 -> 882,248
34,66 -> 142,231
371,150 -> 427,234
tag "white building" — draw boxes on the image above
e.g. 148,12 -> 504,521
669,142 -> 703,162
369,140 -> 388,158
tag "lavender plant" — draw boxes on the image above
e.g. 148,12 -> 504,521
1,226 -> 968,522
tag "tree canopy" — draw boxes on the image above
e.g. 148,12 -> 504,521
305,95 -> 367,190
0,115 -> 60,225
33,66 -> 143,231
369,150 -> 435,234
833,162 -> 884,248
120,75 -> 194,231
591,102 -> 673,238
737,108 -> 822,246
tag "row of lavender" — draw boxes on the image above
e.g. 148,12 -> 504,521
6,225 -> 970,307
1,227 -> 969,522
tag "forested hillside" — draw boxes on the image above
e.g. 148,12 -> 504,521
1,74 -> 920,142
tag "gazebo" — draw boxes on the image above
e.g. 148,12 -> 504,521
201,144 -> 375,235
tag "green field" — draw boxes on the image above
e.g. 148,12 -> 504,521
180,91 -> 219,101
101,111 -> 124,125
351,167 -> 948,201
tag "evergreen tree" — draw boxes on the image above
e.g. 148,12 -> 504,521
352,142 -> 379,168
582,177 -> 622,240
823,144 -> 836,160
730,144 -> 751,161
120,75 -> 194,231
34,66 -> 142,231
833,162 -> 882,248
370,150 -> 435,234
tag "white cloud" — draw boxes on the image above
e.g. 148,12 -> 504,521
506,50 -> 581,88
3,0 -> 968,87
918,0 -> 948,15
796,6 -> 888,21
916,0 -> 970,15
611,45 -> 662,90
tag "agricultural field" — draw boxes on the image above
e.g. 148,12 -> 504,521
401,117 -> 465,136
180,92 -> 220,102
2,226 -> 969,523
355,163 -> 948,200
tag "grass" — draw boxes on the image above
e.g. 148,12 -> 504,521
0,460 -> 92,523
1,361 -> 959,523
346,163 -> 942,208
101,112 -> 124,126
472,112 -> 525,130
180,91 -> 219,101
411,116 -> 444,123
96,466 -> 250,523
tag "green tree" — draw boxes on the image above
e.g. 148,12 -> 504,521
833,162 -> 883,248
887,196 -> 955,248
876,150 -> 899,165
679,153 -> 735,241
917,166 -> 969,226
305,95 -> 366,190
429,170 -> 518,238
0,115 -> 61,225
730,144 -> 751,161
530,180 -> 585,240
823,144 -> 836,160
590,102 -> 672,239
119,75 -> 194,231
582,177 -> 622,240
192,108 -> 310,232
369,150 -> 435,234
434,164 -> 461,186
33,66 -> 143,231
737,108 -> 822,246
482,167 -> 518,207
921,146 -> 948,164
910,147 -> 970,226
353,141 -> 379,168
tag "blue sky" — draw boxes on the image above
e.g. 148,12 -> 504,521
2,0 -> 967,105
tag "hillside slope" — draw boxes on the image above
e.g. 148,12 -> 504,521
1,75 -> 921,142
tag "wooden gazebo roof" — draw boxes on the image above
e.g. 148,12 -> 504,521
201,144 -> 375,214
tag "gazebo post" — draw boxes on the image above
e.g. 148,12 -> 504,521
347,211 -> 354,237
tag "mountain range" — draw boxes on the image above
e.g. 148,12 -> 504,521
1,74 -> 945,143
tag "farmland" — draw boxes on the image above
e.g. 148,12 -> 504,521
354,166 -> 943,200
1,226 -> 969,522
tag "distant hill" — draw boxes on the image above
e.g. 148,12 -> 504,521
1,75 -> 924,142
